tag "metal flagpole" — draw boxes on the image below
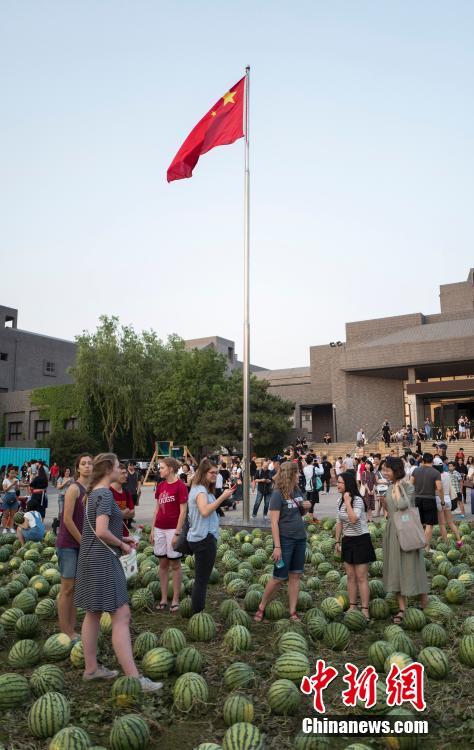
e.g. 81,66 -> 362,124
242,65 -> 251,524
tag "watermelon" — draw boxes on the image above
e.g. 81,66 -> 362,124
43,633 -> 73,661
421,623 -> 447,647
0,672 -> 30,709
431,574 -> 448,590
306,616 -> 327,641
29,575 -> 50,596
418,646 -> 448,679
111,676 -> 143,708
222,723 -> 263,750
268,678 -> 300,715
49,727 -> 91,750
15,612 -> 40,637
30,664 -> 65,696
320,597 -> 343,620
70,641 -> 85,669
133,631 -> 159,660
226,578 -> 248,597
369,598 -> 390,620
424,600 -> 453,625
220,599 -> 241,618
402,607 -> 426,631
100,612 -> 112,634
344,609 -> 368,632
224,625 -> 252,652
265,600 -> 285,620
243,590 -> 262,613
109,714 -> 150,750
389,633 -> 417,659
294,731 -> 330,749
12,589 -> 37,613
368,641 -> 395,672
131,588 -> 155,611
188,612 -> 216,642
28,691 -> 71,738
160,627 -> 187,655
176,646 -> 203,675
322,622 -> 350,651
179,596 -> 193,618
384,652 -> 413,673
277,631 -> 308,655
173,672 -> 209,713
458,635 -> 474,667
194,745 -> 222,750
224,662 -> 255,690
444,579 -> 466,604
8,638 -> 41,668
227,608 -> 252,629
36,598 -> 57,619
384,624 -> 403,641
141,647 -> 175,679
274,650 -> 310,682
462,616 -> 474,635
223,694 -> 254,726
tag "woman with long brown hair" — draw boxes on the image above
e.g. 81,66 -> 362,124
74,453 -> 161,691
254,461 -> 311,623
187,458 -> 236,613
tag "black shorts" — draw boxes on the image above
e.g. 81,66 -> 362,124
415,496 -> 437,526
341,533 -> 376,565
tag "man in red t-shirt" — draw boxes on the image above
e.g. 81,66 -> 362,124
111,464 -> 135,537
151,458 -> 188,613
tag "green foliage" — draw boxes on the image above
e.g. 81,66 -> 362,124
30,384 -> 80,433
39,429 -> 102,469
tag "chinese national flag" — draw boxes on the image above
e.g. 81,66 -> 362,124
167,77 -> 245,182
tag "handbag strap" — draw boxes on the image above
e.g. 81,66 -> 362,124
85,493 -> 120,559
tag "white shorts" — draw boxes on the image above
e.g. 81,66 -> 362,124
436,496 -> 452,512
153,527 -> 182,559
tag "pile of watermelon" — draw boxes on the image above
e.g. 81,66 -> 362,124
0,518 -> 473,749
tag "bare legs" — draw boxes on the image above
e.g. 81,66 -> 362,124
58,578 -> 78,638
82,611 -> 101,675
345,562 -> 370,616
158,558 -> 182,608
256,573 -> 302,619
82,605 -> 138,677
438,509 -> 461,543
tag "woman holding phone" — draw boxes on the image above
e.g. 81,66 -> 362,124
254,461 -> 311,623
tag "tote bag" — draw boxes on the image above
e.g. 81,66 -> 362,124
393,486 -> 425,552
85,495 -> 138,581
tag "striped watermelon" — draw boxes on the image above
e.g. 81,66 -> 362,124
30,664 -> 65,696
294,731 -> 330,748
0,587 -> 9,605
243,589 -> 262,613
100,612 -> 112,635
8,638 -> 41,668
35,598 -> 57,619
274,650 -> 310,682
384,624 -> 403,641
458,635 -> 474,667
109,714 -> 150,750
368,641 -> 395,672
344,609 -> 368,632
220,599 -> 240,618
188,612 -> 216,642
48,583 -> 61,599
227,609 -> 252,629
194,745 -> 222,750
0,672 -> 30,709
173,672 -> 209,713
297,591 -> 313,611
418,646 -> 448,679
48,727 -> 91,750
133,632 -> 158,660
268,678 -> 300,715
323,622 -> 350,651
431,574 -> 448,590
179,596 -> 193,618
223,694 -> 254,726
176,646 -> 203,675
12,589 -> 37,613
70,641 -> 85,669
462,616 -> 474,635
160,627 -> 187,655
402,607 -> 426,631
15,613 -> 40,637
384,652 -> 413,673
131,588 -> 155,611
444,579 -> 466,604
224,662 -> 255,690
424,600 -> 453,625
369,598 -> 390,620
28,691 -> 71,738
43,633 -> 73,661
368,579 -> 385,599
222,722 -> 263,750
226,578 -> 248,597
265,600 -> 285,621
224,625 -> 252,653
141,647 -> 175,679
277,631 -> 308,655
111,676 -> 143,708
320,597 -> 343,620
389,632 -> 417,659
306,616 -> 327,641
421,623 -> 447,647
29,575 -> 50,596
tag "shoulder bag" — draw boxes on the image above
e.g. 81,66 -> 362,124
392,484 -> 425,552
85,494 -> 138,580
172,511 -> 192,556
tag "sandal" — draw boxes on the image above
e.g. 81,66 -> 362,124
254,607 -> 265,623
392,609 -> 405,624
361,606 -> 371,623
349,602 -> 358,610
289,612 -> 301,622
155,602 -> 168,612
169,603 -> 180,613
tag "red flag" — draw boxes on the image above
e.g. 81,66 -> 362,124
167,77 -> 245,182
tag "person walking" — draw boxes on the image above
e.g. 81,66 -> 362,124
187,459 -> 236,613
334,472 -> 375,622
374,458 -> 388,518
56,468 -> 73,518
50,462 -> 60,487
252,459 -> 273,519
360,460 -> 376,522
151,458 -> 188,613
303,455 -> 323,513
321,455 -> 332,494
124,461 -> 142,510
433,463 -> 463,547
254,461 -> 311,623
74,453 -> 161,691
2,466 -> 20,533
29,462 -> 49,520
382,456 -> 429,623
410,453 -> 443,552
56,454 -> 93,640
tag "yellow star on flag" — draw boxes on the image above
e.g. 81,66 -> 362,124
222,89 -> 236,105
210,110 -> 217,117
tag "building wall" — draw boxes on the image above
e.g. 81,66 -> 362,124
0,326 -> 76,392
331,371 -> 404,442
345,313 -> 424,345
439,270 -> 474,314
0,389 -> 40,448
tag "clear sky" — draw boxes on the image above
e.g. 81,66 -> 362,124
2,1 -> 473,369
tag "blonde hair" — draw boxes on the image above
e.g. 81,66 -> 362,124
273,460 -> 298,500
159,457 -> 181,474
89,452 -> 117,492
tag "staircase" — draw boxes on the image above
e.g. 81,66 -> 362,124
310,438 -> 474,462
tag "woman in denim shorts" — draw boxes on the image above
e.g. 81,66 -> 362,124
254,461 -> 311,623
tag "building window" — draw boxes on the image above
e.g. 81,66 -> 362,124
35,420 -> 50,440
0,352 -> 7,361
43,361 -> 56,376
64,417 -> 78,431
227,346 -> 234,362
8,422 -> 23,441
4,316 -> 14,328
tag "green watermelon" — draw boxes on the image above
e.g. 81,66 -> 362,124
224,625 -> 252,653
141,647 -> 175,679
176,647 -> 203,675
188,612 -> 216,642
49,727 -> 91,750
322,622 -> 350,651
8,638 -> 41,668
223,694 -> 254,726
274,650 -> 310,682
43,633 -> 73,661
111,676 -> 143,708
30,664 -> 65,696
109,714 -> 150,750
418,646 -> 448,679
268,678 -> 300,715
160,627 -> 187,655
222,723 -> 263,750
421,623 -> 447,647
28,692 -> 71,739
458,635 -> 474,667
224,662 -> 255,690
0,672 -> 30,709
173,672 -> 209,713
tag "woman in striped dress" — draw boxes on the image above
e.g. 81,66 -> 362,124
74,453 -> 161,692
334,472 -> 375,622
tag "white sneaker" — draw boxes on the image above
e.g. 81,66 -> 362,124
138,675 -> 163,693
2,529 -> 8,534
9,528 -> 16,534
83,665 -> 119,681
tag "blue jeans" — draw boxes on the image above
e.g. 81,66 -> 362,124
273,535 -> 306,580
252,491 -> 270,517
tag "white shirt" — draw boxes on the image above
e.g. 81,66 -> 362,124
215,472 -> 223,490
24,511 -> 40,528
440,472 -> 451,499
343,457 -> 354,470
303,464 -> 323,491
335,461 -> 343,475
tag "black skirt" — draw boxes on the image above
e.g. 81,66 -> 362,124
341,533 -> 376,565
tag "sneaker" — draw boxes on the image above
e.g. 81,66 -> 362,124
2,529 -> 8,534
9,528 -> 16,534
138,675 -> 163,693
83,665 -> 119,681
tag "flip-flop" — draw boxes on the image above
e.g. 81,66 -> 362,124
155,602 -> 168,612
169,604 -> 180,613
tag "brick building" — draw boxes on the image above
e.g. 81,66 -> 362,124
255,269 -> 474,442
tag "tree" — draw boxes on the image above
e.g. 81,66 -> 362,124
196,371 -> 294,455
39,429 -> 102,469
72,316 -> 169,453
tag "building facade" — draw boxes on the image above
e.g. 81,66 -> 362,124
255,269 -> 474,443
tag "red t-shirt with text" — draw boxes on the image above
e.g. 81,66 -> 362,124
111,486 -> 134,537
154,479 -> 188,530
